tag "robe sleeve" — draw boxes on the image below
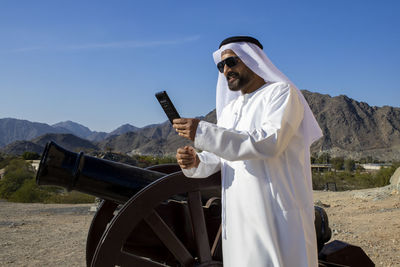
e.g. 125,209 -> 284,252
194,84 -> 304,161
182,151 -> 221,178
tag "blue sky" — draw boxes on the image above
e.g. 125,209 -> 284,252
1,0 -> 399,132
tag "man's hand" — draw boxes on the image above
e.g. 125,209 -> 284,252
172,118 -> 200,141
176,146 -> 200,169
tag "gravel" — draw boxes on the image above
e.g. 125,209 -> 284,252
1,187 -> 399,266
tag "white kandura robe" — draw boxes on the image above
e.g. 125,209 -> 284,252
183,82 -> 318,267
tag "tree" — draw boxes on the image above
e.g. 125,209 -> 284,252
22,151 -> 40,160
316,153 -> 330,164
331,157 -> 344,171
374,162 -> 400,187
9,178 -> 49,203
344,159 -> 355,172
0,159 -> 34,199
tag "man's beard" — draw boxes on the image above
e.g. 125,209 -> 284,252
227,72 -> 250,92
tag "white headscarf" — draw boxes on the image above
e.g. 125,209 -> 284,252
213,42 -> 323,146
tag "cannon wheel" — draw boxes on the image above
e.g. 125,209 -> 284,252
89,164 -> 223,267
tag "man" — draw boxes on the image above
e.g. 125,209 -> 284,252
173,36 -> 322,267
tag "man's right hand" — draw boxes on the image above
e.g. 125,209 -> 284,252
176,146 -> 200,169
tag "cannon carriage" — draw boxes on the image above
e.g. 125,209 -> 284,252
36,142 -> 374,267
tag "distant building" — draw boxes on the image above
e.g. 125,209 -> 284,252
360,163 -> 391,171
0,168 -> 5,180
26,160 -> 41,172
311,164 -> 332,172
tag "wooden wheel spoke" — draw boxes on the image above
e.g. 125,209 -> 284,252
145,210 -> 194,266
116,250 -> 169,267
211,224 -> 222,257
89,169 -> 222,267
188,191 -> 212,263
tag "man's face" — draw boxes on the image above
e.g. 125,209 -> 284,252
220,49 -> 254,92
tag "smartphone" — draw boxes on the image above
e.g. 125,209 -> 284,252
155,91 -> 181,124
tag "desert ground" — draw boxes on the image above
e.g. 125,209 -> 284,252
0,186 -> 399,267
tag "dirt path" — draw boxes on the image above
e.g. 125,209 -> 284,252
314,186 -> 400,267
0,201 -> 93,266
0,187 -> 399,266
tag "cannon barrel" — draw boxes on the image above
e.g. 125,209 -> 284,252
36,141 -> 169,204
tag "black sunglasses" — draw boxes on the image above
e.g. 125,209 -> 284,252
217,56 -> 240,73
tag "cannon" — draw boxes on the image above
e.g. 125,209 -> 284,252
37,142 -> 374,267
37,141 -> 223,267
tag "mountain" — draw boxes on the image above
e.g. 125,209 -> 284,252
1,141 -> 45,155
86,131 -> 108,142
302,90 -> 400,160
31,133 -> 99,152
0,118 -> 71,148
118,92 -> 400,160
107,124 -> 140,137
0,118 -> 142,148
52,121 -> 140,141
52,121 -> 93,139
86,124 -> 140,142
96,121 -> 192,156
1,133 -> 98,156
1,90 -> 399,161
98,114 -> 213,157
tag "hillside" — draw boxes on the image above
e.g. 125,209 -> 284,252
0,119 -> 137,148
302,91 -> 400,160
1,90 -> 399,160
32,133 -> 99,152
0,118 -> 71,148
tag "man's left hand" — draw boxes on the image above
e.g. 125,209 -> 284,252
172,118 -> 200,141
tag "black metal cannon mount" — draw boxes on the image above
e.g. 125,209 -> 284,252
36,142 -> 374,267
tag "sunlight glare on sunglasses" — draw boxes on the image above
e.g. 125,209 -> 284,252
217,56 -> 240,73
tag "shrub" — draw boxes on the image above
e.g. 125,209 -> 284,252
374,163 -> 400,187
9,178 -> 50,203
312,162 -> 400,191
22,151 -> 40,160
0,158 -> 95,203
0,159 -> 34,199
133,154 -> 177,168
44,190 -> 95,204
331,157 -> 344,170
0,156 -> 18,170
344,159 -> 355,172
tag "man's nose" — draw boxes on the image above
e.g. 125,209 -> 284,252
223,64 -> 232,76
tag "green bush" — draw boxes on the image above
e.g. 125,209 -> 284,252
375,163 -> 400,187
22,151 -> 41,160
331,157 -> 344,170
0,159 -> 34,199
344,159 -> 355,172
44,190 -> 96,204
6,178 -> 95,203
9,178 -> 50,203
0,158 -> 95,203
0,156 -> 18,170
133,154 -> 177,168
312,162 -> 400,191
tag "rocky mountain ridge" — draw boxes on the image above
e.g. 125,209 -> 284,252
1,90 -> 399,161
0,119 -> 138,148
303,91 -> 400,160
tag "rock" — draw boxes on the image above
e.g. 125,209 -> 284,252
89,206 -> 98,212
390,167 -> 400,190
8,222 -> 24,228
314,200 -> 331,208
